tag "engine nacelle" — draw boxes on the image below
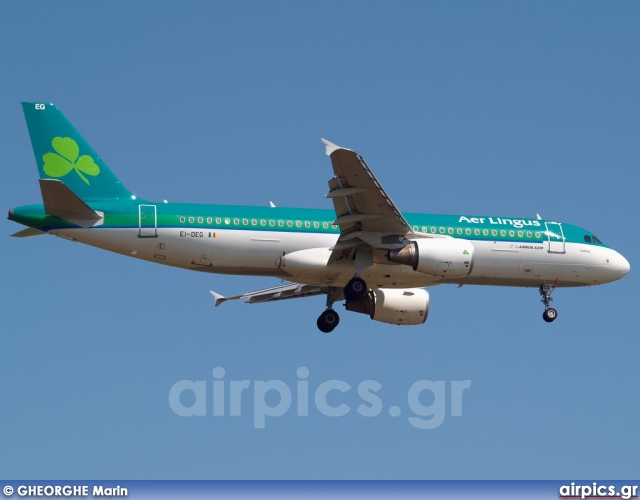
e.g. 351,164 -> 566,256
346,288 -> 430,325
388,238 -> 474,278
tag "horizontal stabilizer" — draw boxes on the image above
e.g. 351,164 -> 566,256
11,227 -> 46,238
39,179 -> 103,226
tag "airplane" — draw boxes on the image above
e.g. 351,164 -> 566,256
9,102 -> 630,333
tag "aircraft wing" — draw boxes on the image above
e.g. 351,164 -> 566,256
210,283 -> 339,307
322,139 -> 415,263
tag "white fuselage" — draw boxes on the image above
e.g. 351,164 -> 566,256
52,227 -> 630,289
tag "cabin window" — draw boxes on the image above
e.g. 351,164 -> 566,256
233,218 -> 239,225
491,230 -> 497,237
206,217 -> 212,224
287,221 -> 293,227
179,216 -> 185,223
431,227 -> 436,234
535,232 -> 541,239
323,222 -> 329,229
241,219 -> 247,225
526,231 -> 532,238
483,229 -> 489,236
466,228 -> 471,236
413,226 -> 418,232
439,227 -> 445,234
224,218 -> 230,225
296,221 -> 302,228
422,226 -> 428,233
500,230 -> 506,237
448,228 -> 454,235
305,221 -> 310,228
216,218 -> 221,224
252,219 -> 257,226
457,228 -> 462,235
518,231 -> 524,237
474,229 -> 480,236
314,222 -> 319,229
509,230 -> 515,237
260,220 -> 266,226
189,217 -> 195,223
197,217 -> 203,224
278,220 -> 284,227
269,220 -> 275,227
584,235 -> 592,243
331,224 -> 338,230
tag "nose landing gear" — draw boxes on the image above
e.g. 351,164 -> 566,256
539,284 -> 558,323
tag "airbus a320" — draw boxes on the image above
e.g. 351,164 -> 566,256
9,103 -> 630,332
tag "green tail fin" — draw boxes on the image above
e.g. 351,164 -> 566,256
22,102 -> 134,202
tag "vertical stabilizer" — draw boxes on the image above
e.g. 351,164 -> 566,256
22,102 -> 134,202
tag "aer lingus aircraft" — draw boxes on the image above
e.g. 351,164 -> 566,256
9,103 -> 630,332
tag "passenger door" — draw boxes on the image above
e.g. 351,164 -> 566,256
545,222 -> 565,254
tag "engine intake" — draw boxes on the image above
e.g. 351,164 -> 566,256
388,238 -> 474,278
346,288 -> 430,325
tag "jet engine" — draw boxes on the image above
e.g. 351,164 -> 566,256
387,238 -> 474,278
345,288 -> 430,325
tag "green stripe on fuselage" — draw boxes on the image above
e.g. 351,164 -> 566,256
9,201 -> 607,247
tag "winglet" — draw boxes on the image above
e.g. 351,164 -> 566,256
210,291 -> 227,307
321,138 -> 346,156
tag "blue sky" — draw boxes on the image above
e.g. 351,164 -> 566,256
1,1 -> 638,479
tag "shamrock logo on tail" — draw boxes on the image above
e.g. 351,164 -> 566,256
43,137 -> 100,185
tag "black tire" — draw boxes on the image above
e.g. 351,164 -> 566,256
542,308 -> 558,323
344,277 -> 368,301
317,309 -> 340,333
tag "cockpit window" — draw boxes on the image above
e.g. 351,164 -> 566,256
593,236 -> 602,244
584,235 -> 592,243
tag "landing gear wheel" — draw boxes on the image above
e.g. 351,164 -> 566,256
539,284 -> 558,323
317,309 -> 340,333
344,277 -> 368,301
542,308 -> 558,323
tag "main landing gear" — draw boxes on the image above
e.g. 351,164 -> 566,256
317,309 -> 340,333
539,284 -> 558,323
316,277 -> 370,333
343,276 -> 368,301
317,286 -> 343,333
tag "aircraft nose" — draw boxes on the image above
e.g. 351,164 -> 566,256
617,253 -> 630,276
609,250 -> 630,278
